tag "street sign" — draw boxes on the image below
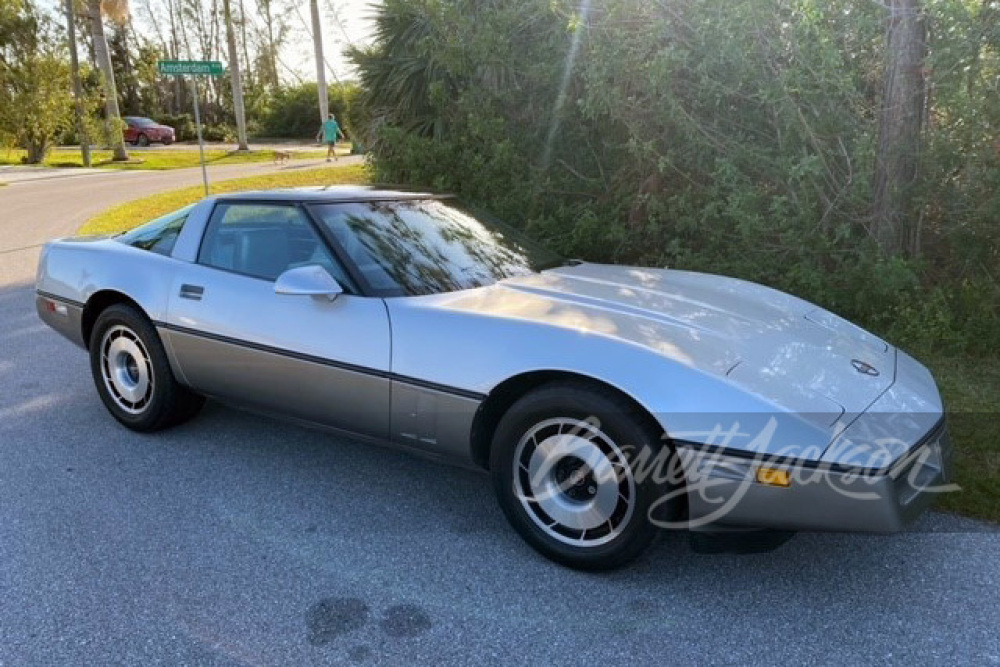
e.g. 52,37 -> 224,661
157,60 -> 223,76
156,60 -> 223,195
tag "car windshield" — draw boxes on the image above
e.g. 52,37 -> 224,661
129,117 -> 156,127
312,198 -> 564,296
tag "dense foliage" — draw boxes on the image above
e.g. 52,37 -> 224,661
0,0 -> 74,161
351,0 -> 1000,355
1,0 -> 365,160
257,83 -> 362,139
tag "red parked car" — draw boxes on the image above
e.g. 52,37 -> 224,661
123,117 -> 175,146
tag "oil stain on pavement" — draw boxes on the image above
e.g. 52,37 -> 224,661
305,597 -> 369,646
379,604 -> 433,638
306,598 -> 433,661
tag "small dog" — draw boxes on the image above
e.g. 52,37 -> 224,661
272,149 -> 292,164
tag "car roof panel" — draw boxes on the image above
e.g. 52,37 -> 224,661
212,185 -> 447,203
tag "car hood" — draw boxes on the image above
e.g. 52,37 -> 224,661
443,263 -> 894,423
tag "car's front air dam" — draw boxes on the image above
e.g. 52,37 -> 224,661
675,420 -> 953,533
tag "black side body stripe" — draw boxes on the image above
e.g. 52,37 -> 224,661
154,321 -> 488,402
37,290 -> 85,309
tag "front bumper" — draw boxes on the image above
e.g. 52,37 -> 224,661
676,419 -> 954,533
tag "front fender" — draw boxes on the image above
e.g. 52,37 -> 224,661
386,296 -> 838,460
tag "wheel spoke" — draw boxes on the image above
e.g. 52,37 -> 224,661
99,324 -> 155,415
513,417 -> 636,549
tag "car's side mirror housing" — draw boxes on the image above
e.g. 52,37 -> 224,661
274,265 -> 343,301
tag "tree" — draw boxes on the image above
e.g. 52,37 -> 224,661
310,0 -> 328,123
87,0 -> 130,160
0,0 -> 74,163
108,21 -> 140,113
873,0 -> 927,257
347,0 -> 457,140
223,0 -> 248,149
256,0 -> 283,89
64,0 -> 91,166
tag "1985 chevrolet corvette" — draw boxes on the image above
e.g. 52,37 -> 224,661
36,186 -> 953,569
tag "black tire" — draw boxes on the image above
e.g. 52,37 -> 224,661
490,381 -> 682,570
162,138 -> 173,146
136,133 -> 149,147
89,304 -> 204,432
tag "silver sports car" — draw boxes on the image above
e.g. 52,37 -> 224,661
36,186 -> 953,569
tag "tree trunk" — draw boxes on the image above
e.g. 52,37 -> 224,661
25,136 -> 51,165
223,0 -> 249,150
238,0 -> 252,88
262,0 -> 279,89
873,0 -> 926,257
310,0 -> 329,123
88,0 -> 129,161
66,0 -> 92,167
166,0 -> 180,114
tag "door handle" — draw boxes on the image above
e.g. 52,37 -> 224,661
179,284 -> 204,300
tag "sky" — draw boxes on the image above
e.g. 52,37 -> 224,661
264,0 -> 379,83
42,0 -> 380,84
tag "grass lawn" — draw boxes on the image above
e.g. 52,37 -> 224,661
0,146 -> 338,170
77,166 -> 998,525
78,163 -> 368,235
922,354 -> 1000,523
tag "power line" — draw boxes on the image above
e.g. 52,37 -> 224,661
324,0 -> 357,50
291,1 -> 343,84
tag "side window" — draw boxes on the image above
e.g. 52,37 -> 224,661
197,203 -> 356,289
118,205 -> 193,257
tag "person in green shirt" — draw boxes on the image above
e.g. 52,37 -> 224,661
316,113 -> 345,162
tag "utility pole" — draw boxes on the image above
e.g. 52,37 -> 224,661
310,0 -> 329,123
64,0 -> 91,167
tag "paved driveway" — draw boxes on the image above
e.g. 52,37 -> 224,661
0,169 -> 998,665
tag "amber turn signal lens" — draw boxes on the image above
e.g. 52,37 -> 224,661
755,467 -> 791,488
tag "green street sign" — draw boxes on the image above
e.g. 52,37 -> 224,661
157,60 -> 224,76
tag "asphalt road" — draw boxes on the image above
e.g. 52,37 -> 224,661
1,167 -> 998,665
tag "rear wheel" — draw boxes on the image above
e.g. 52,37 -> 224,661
136,133 -> 149,147
490,382 -> 681,570
89,304 -> 203,431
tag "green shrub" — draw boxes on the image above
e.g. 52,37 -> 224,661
257,83 -> 359,139
353,0 -> 1000,356
201,124 -> 235,142
155,113 -> 195,141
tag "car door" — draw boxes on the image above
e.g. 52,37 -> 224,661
161,200 -> 391,440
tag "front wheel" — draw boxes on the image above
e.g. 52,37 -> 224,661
490,382 -> 681,570
89,304 -> 204,432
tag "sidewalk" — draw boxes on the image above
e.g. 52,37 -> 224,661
0,165 -> 131,185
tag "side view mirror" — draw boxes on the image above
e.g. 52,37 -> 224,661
274,265 -> 344,301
